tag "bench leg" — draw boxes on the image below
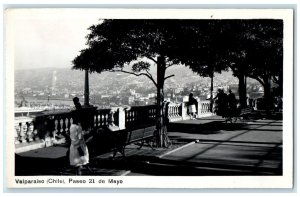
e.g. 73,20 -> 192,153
137,140 -> 145,150
121,146 -> 126,158
146,139 -> 155,150
112,146 -> 126,159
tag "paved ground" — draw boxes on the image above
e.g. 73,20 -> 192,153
15,115 -> 282,176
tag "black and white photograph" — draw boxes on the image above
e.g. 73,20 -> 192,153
5,8 -> 293,188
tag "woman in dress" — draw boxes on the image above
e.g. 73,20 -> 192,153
187,93 -> 198,120
69,112 -> 90,175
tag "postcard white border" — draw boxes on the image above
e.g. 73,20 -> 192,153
5,8 -> 294,189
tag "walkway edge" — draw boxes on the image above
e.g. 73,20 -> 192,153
119,170 -> 131,176
157,140 -> 198,159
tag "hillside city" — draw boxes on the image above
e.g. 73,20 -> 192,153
14,66 -> 265,110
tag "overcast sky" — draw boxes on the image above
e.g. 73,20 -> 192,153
9,9 -> 101,70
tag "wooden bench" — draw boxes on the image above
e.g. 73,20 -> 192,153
225,107 -> 253,123
110,124 -> 156,158
239,107 -> 253,119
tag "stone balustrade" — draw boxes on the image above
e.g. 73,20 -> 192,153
167,100 -> 213,122
125,105 -> 156,128
15,102 -> 213,153
15,117 -> 35,145
199,100 -> 212,115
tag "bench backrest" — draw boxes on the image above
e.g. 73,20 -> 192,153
125,125 -> 156,144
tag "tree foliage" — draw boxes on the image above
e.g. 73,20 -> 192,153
73,19 -> 283,145
73,20 -> 213,147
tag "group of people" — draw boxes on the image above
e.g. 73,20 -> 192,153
187,89 -> 238,121
214,89 -> 237,120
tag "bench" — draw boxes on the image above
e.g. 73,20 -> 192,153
225,107 -> 253,123
110,124 -> 156,158
239,107 -> 253,119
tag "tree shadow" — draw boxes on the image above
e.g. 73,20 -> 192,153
15,153 -> 69,176
168,121 -> 248,134
124,142 -> 282,176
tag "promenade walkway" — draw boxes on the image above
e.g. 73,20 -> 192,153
15,115 -> 282,176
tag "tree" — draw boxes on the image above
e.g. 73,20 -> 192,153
245,20 -> 283,106
219,20 -> 283,109
73,19 -> 206,147
182,20 -> 230,111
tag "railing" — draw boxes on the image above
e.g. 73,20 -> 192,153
15,102 -> 213,152
94,109 -> 111,128
125,105 -> 156,128
167,100 -> 212,122
15,108 -> 112,147
167,103 -> 184,122
199,100 -> 211,115
15,117 -> 36,144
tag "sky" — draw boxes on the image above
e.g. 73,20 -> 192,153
9,9 -> 102,70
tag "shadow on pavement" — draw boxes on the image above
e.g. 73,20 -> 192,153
168,121 -> 248,134
15,153 -> 69,176
126,142 -> 282,176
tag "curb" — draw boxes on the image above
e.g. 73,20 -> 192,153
119,170 -> 131,176
157,140 -> 199,158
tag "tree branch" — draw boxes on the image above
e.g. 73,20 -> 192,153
164,74 -> 175,81
145,69 -> 158,87
146,56 -> 158,64
248,74 -> 265,86
110,69 -> 157,87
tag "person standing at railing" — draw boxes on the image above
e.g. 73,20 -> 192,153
73,96 -> 90,133
73,97 -> 82,110
187,93 -> 198,120
227,89 -> 237,120
214,89 -> 227,118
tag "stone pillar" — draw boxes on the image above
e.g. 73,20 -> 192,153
197,98 -> 201,117
84,69 -> 89,107
118,107 -> 126,130
15,123 -> 21,144
181,102 -> 188,120
108,108 -> 120,131
108,109 -> 116,126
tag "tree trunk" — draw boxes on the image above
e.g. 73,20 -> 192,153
210,74 -> 214,112
238,73 -> 247,108
279,72 -> 283,97
263,78 -> 272,115
155,55 -> 169,147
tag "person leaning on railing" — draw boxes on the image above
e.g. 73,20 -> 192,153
187,93 -> 198,120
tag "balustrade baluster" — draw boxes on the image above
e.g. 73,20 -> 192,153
27,122 -> 34,142
62,117 -> 67,134
20,122 -> 27,143
99,113 -> 102,126
95,113 -> 98,127
67,117 -> 72,133
128,111 -> 132,123
56,117 -> 62,135
103,114 -> 107,126
53,119 -> 59,139
15,123 -> 21,144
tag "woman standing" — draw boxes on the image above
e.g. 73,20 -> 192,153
69,112 -> 89,175
187,93 -> 198,120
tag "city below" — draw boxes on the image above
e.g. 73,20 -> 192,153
15,67 -> 265,112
